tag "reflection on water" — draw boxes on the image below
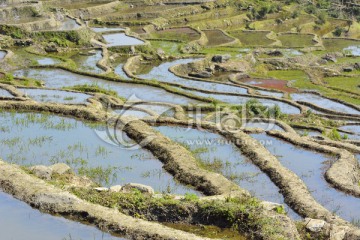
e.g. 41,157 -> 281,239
13,68 -> 199,105
251,133 -> 360,222
155,126 -> 300,219
103,33 -> 144,47
292,93 -> 360,114
18,88 -> 91,104
0,112 -> 198,195
0,191 -> 125,240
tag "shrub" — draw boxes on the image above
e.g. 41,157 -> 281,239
333,27 -> 344,37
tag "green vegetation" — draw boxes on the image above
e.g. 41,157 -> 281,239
149,28 -> 200,42
149,40 -> 183,56
62,84 -> 120,98
228,30 -> 275,46
323,128 -> 348,141
0,73 -> 42,87
324,76 -> 360,95
278,34 -> 315,48
70,187 -> 285,239
254,70 -> 360,105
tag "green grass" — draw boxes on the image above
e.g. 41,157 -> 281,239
149,40 -> 183,56
324,76 -> 360,95
252,14 -> 316,33
258,70 -> 360,105
149,28 -> 200,42
69,186 -> 285,239
203,30 -> 235,46
62,84 -> 122,99
278,34 -> 315,48
200,46 -> 248,57
228,30 -> 275,46
323,38 -> 360,52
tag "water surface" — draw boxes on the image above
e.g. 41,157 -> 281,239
0,112 -> 197,195
0,191 -> 125,240
343,45 -> 360,56
138,59 -> 249,94
37,57 -> 60,65
251,133 -> 360,222
0,88 -> 13,97
291,93 -> 360,114
155,126 -> 300,218
19,88 -> 91,104
0,50 -> 6,60
257,89 -> 283,98
71,50 -> 104,74
92,27 -> 125,33
104,33 -> 144,47
339,125 -> 360,134
58,18 -> 81,31
114,63 -> 131,80
182,89 -> 301,115
13,68 -> 199,105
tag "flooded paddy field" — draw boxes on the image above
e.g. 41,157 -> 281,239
323,38 -> 360,53
0,191 -> 125,240
278,34 -> 315,48
182,89 -> 301,114
251,133 -> 360,222
18,88 -> 92,104
239,78 -> 297,93
13,68 -> 199,105
154,125 -> 300,219
0,111 -> 197,194
70,50 -> 104,74
291,93 -> 360,115
138,58 -> 249,94
0,88 -> 13,97
2,0 -> 360,238
150,27 -> 200,42
103,33 -> 144,47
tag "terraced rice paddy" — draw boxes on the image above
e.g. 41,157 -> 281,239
0,191 -> 125,240
1,0 -> 360,239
